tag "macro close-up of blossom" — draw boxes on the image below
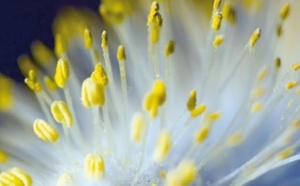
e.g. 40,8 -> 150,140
1,0 -> 300,185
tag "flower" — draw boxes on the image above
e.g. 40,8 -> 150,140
1,0 -> 300,185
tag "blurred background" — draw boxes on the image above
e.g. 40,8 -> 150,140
0,0 -> 99,82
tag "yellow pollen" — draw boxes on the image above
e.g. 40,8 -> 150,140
0,75 -> 13,111
131,113 -> 145,142
251,102 -> 263,112
275,57 -> 281,69
251,88 -> 265,99
0,168 -> 33,186
249,28 -> 261,47
33,119 -> 59,143
81,78 -> 105,108
211,12 -> 222,31
208,112 -> 221,121
257,68 -> 268,81
84,154 -> 105,179
152,80 -> 166,106
165,40 -> 175,57
278,147 -> 294,160
117,45 -> 126,61
213,35 -> 224,47
191,104 -> 206,118
99,0 -> 131,25
280,3 -> 290,20
0,150 -> 8,163
24,70 -> 42,92
291,64 -> 300,71
226,132 -> 244,146
166,160 -> 197,186
51,101 -> 73,127
213,0 -> 221,10
148,1 -> 160,26
54,58 -> 70,88
276,24 -> 282,37
148,1 -> 163,44
44,76 -> 58,91
54,34 -> 67,57
285,81 -> 298,90
195,127 -> 210,143
154,131 -> 172,162
83,28 -> 93,49
222,3 -> 236,24
31,41 -> 54,65
17,55 -> 38,77
91,63 -> 109,87
101,31 -> 108,49
186,90 -> 197,112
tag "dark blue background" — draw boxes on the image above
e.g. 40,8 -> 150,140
0,0 -> 99,81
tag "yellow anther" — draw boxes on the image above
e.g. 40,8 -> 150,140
160,170 -> 166,178
84,154 -> 105,179
278,147 -> 293,160
208,112 -> 221,121
0,75 -> 13,111
81,78 -> 105,108
285,81 -> 298,90
280,3 -> 290,20
275,58 -> 281,69
165,40 -> 175,57
24,70 -> 42,92
276,24 -> 282,37
0,171 -> 24,186
226,132 -> 244,146
291,120 -> 300,129
213,0 -> 221,10
31,41 -> 54,65
56,173 -> 74,186
154,131 -> 172,162
251,88 -> 265,99
33,119 -> 59,143
166,160 -> 197,186
191,104 -> 206,118
99,0 -> 131,24
291,64 -> 300,71
152,80 -> 166,106
83,28 -> 93,49
249,28 -> 261,47
54,58 -> 70,88
117,45 -> 126,61
44,76 -> 58,91
148,1 -> 160,26
222,3 -> 236,24
0,150 -> 8,163
91,63 -> 109,87
213,35 -> 224,47
195,127 -> 210,143
131,113 -> 145,142
9,168 -> 32,186
258,68 -> 268,81
144,93 -> 159,118
186,90 -> 197,112
211,12 -> 222,31
17,55 -> 38,77
251,102 -> 263,112
51,101 -> 73,127
54,34 -> 67,57
101,31 -> 108,49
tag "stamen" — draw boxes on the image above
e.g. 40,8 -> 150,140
17,55 -> 38,77
81,78 -> 105,108
277,147 -> 294,160
0,150 -> 8,163
164,40 -> 175,57
44,76 -> 58,91
131,113 -> 145,143
211,12 -> 222,31
91,63 -> 109,87
54,58 -> 70,88
194,127 -> 210,143
226,132 -> 244,146
83,28 -> 93,49
166,160 -> 197,186
33,119 -> 60,143
213,0 -> 222,11
24,70 -> 43,92
222,3 -> 236,25
251,102 -> 263,112
154,131 -> 172,162
0,168 -> 32,186
51,101 -> 73,127
213,35 -> 224,47
0,75 -> 13,111
84,154 -> 105,179
117,45 -> 128,118
291,63 -> 300,71
285,81 -> 298,90
186,90 -> 197,112
279,3 -> 290,21
31,41 -> 55,65
191,104 -> 206,118
249,28 -> 261,48
56,172 -> 74,186
54,34 -> 67,57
